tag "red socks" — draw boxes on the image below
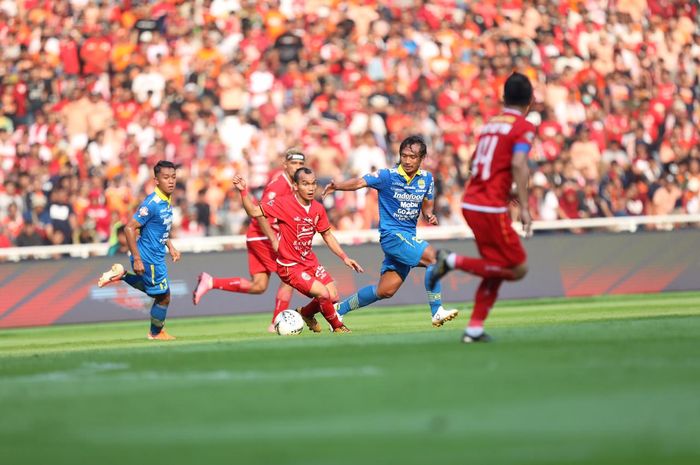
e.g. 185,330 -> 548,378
300,297 -> 343,329
469,278 -> 503,328
212,277 -> 252,293
454,256 -> 516,280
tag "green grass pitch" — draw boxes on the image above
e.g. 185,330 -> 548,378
1,291 -> 700,465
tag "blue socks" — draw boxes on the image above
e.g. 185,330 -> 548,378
425,265 -> 443,316
122,272 -> 146,292
150,304 -> 168,335
337,285 -> 379,316
337,267 -> 442,318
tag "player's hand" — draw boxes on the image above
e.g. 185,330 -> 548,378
322,181 -> 336,199
170,247 -> 181,263
424,213 -> 438,225
232,175 -> 248,192
133,257 -> 145,275
344,257 -> 364,273
520,209 -> 533,238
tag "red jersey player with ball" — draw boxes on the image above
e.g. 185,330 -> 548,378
193,149 -> 305,333
429,72 -> 535,343
233,168 -> 363,333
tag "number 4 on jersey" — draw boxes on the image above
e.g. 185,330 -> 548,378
471,135 -> 498,181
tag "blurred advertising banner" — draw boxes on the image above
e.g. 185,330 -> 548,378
1,231 -> 699,328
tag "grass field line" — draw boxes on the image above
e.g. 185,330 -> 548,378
2,363 -> 383,385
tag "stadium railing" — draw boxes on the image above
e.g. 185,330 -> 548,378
1,214 -> 699,262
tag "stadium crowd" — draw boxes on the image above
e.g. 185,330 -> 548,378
0,0 -> 699,251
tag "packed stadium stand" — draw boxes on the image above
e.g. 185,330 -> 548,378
0,0 -> 699,252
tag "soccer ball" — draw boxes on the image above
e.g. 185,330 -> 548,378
274,310 -> 304,336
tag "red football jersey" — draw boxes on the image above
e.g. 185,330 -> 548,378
260,194 -> 331,266
246,172 -> 294,240
463,108 -> 536,210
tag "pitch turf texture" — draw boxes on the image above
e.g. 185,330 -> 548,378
2,292 -> 700,465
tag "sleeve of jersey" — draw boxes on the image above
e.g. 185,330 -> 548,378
260,198 -> 282,221
362,169 -> 387,190
133,202 -> 154,226
425,175 -> 435,201
317,207 -> 331,233
513,122 -> 536,155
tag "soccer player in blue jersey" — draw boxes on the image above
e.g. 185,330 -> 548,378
97,160 -> 181,340
322,135 -> 458,327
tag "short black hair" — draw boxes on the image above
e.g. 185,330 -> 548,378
399,135 -> 427,158
504,72 -> 533,107
293,167 -> 314,183
154,160 -> 177,176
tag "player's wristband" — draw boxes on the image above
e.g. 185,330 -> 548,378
339,253 -> 349,261
241,189 -> 249,197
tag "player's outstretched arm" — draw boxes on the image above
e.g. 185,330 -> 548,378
322,178 -> 368,199
124,218 -> 145,275
421,198 -> 438,225
320,229 -> 364,273
512,151 -> 533,237
232,175 -> 264,218
257,215 -> 279,252
166,239 -> 181,263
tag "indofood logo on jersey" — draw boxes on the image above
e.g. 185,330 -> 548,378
393,192 -> 423,201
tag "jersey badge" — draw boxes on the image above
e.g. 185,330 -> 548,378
138,206 -> 149,217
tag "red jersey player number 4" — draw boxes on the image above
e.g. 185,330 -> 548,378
233,168 -> 363,334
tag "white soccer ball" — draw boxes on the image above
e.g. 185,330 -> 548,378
274,310 -> 304,336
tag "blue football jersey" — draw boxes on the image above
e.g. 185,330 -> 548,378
133,187 -> 173,263
363,166 -> 434,237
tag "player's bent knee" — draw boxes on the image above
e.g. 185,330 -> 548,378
249,275 -> 269,294
248,283 -> 268,294
376,288 -> 396,299
421,248 -> 436,265
511,263 -> 528,280
155,292 -> 171,307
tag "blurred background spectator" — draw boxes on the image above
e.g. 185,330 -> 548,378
0,0 -> 699,251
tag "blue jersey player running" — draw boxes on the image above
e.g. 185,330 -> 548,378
323,135 -> 458,327
97,160 -> 181,340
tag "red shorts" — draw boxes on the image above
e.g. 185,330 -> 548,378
276,260 -> 334,297
462,208 -> 526,268
247,239 -> 277,275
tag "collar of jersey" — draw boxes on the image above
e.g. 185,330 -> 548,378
397,164 -> 422,184
155,187 -> 171,205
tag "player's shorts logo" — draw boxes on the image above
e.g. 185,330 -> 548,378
138,206 -> 149,217
315,265 -> 327,279
301,271 -> 311,281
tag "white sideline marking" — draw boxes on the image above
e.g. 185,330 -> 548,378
4,365 -> 381,384
6,362 -> 130,383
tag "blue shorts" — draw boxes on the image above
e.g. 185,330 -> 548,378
379,232 -> 429,281
131,256 -> 169,296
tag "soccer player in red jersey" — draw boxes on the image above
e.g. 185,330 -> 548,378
233,167 -> 363,333
192,149 -> 305,333
428,72 -> 535,343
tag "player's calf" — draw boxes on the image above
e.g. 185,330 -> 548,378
427,249 -> 452,289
